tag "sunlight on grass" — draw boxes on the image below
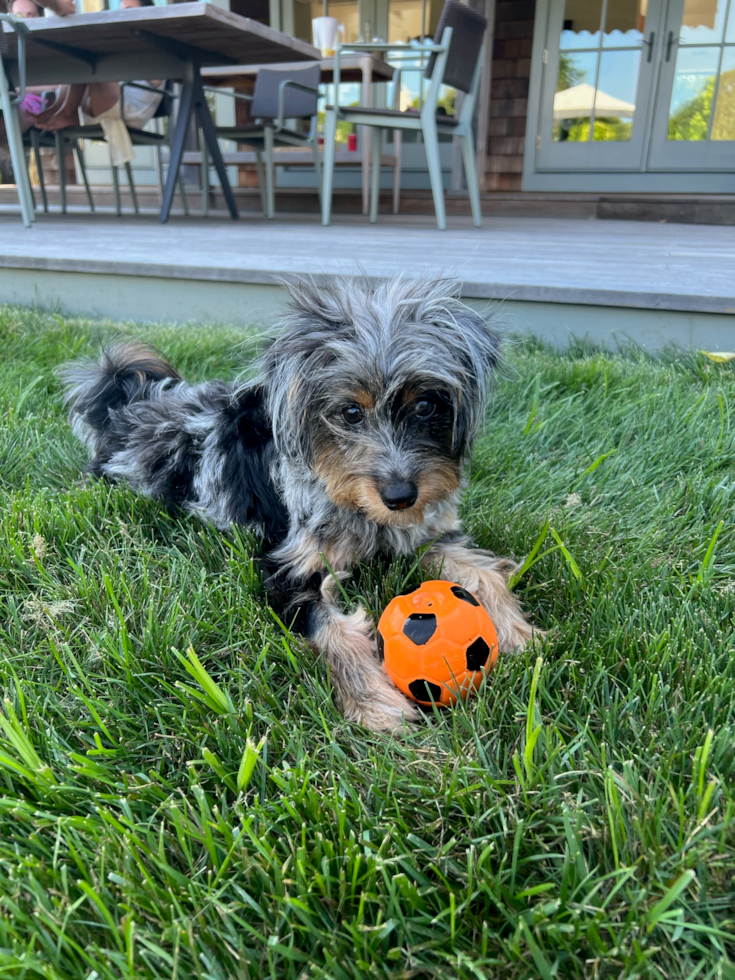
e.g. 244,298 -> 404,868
0,305 -> 733,978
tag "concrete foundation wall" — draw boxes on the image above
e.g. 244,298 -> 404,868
1,265 -> 731,352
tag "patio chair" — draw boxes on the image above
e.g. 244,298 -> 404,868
206,64 -> 321,219
48,80 -> 188,216
24,126 -> 95,215
321,0 -> 487,230
0,14 -> 34,227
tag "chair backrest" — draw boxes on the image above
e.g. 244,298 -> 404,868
153,78 -> 175,119
425,0 -> 487,94
251,64 -> 321,120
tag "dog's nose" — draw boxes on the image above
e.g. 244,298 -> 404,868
380,480 -> 418,510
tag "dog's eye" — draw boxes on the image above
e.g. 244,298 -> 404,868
342,404 -> 364,425
413,397 -> 436,420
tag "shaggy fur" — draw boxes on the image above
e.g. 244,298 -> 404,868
61,276 -> 537,731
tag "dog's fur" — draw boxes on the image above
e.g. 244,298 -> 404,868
61,277 -> 536,731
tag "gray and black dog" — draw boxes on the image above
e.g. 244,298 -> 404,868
62,276 -> 536,731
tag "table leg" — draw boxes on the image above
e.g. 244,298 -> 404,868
195,79 -> 239,221
361,59 -> 373,216
160,65 -> 195,223
160,60 -> 239,223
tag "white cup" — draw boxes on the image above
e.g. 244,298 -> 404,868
312,16 -> 344,56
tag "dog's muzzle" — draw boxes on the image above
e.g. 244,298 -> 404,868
380,480 -> 418,510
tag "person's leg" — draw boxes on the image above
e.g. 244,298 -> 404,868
37,84 -> 86,131
85,83 -> 121,119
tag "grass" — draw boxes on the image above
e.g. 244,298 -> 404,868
0,304 -> 733,980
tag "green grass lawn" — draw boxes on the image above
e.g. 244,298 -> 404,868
0,305 -> 733,980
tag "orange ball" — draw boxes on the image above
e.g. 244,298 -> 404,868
377,580 -> 499,707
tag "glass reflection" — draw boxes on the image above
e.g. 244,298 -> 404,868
727,0 -> 735,42
712,47 -> 735,138
680,0 -> 729,45
553,51 -> 598,140
593,49 -> 640,140
667,46 -> 719,139
560,0 -> 603,49
602,0 -> 646,47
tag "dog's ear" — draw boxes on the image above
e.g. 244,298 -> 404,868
412,294 -> 501,455
261,280 -> 346,460
446,307 -> 501,456
450,304 -> 501,377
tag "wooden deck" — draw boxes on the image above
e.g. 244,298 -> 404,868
0,210 -> 733,349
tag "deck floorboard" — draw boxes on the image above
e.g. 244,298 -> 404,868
0,212 -> 732,314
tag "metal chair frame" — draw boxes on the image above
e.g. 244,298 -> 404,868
205,71 -> 321,220
321,28 -> 484,230
24,124 -> 95,215
45,80 -> 188,216
0,14 -> 34,227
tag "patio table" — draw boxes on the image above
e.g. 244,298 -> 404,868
203,54 -> 395,215
0,2 -> 318,222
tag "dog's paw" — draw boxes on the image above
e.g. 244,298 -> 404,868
344,674 -> 419,732
497,614 -> 545,653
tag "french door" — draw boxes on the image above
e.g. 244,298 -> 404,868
535,0 -> 735,175
537,0 -> 663,171
648,0 -> 735,169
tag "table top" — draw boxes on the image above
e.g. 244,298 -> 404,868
1,2 -> 319,86
202,53 -> 395,86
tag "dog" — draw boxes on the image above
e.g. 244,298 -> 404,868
61,276 -> 537,732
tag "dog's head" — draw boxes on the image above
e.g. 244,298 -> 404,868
262,276 -> 499,527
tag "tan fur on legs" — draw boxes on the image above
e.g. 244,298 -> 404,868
424,542 -> 539,651
312,576 -> 418,732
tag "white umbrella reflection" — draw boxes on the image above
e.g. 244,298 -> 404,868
554,82 -> 635,118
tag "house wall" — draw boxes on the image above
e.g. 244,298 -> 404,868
484,0 -> 535,191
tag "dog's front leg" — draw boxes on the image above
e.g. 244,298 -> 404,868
308,575 -> 418,732
265,536 -> 417,733
424,537 -> 537,652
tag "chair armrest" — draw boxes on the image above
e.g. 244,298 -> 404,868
202,85 -> 254,103
337,40 -> 445,54
0,15 -> 29,105
122,81 -> 169,97
275,79 -> 320,132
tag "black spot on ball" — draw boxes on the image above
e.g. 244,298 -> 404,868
466,636 -> 490,671
403,613 -> 437,645
451,585 -> 480,606
397,584 -> 419,597
376,629 -> 385,661
409,679 -> 443,703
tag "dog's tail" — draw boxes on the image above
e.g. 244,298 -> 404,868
60,341 -> 181,452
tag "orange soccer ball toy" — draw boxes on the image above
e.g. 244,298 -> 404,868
376,581 -> 499,707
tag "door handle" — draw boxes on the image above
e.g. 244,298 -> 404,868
666,29 -> 679,61
642,30 -> 655,62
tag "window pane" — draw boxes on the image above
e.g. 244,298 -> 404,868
592,49 -> 640,140
680,0 -> 728,45
553,51 -> 598,140
727,0 -> 735,41
388,0 -> 425,42
310,0 -> 360,43
560,0 -> 603,49
602,0 -> 647,48
667,46 -> 719,139
712,46 -> 735,138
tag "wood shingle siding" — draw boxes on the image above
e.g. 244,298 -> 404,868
484,0 -> 535,191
